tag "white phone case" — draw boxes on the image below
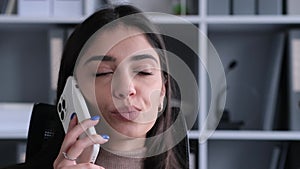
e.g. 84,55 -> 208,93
57,76 -> 100,163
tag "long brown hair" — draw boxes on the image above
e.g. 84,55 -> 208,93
56,5 -> 189,169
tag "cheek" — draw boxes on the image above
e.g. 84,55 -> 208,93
78,77 -> 111,112
77,77 -> 95,103
95,83 -> 112,106
144,89 -> 161,105
140,80 -> 163,104
134,89 -> 162,124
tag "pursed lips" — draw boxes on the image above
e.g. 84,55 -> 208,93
111,106 -> 141,121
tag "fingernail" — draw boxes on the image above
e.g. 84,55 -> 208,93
101,134 -> 110,140
70,112 -> 76,120
90,115 -> 100,121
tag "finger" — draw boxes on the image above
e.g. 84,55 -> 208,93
72,163 -> 105,169
67,113 -> 78,133
55,161 -> 105,169
61,116 -> 100,151
56,134 -> 109,167
53,151 -> 76,168
55,116 -> 101,167
66,134 -> 108,160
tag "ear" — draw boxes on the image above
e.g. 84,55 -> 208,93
159,82 -> 166,104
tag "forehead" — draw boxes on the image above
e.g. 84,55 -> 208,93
78,25 -> 159,63
85,25 -> 147,53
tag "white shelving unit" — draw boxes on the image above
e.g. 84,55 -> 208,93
1,0 -> 300,169
192,1 -> 300,169
189,130 -> 300,141
0,15 -> 85,24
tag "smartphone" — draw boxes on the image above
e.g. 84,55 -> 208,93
57,76 -> 100,163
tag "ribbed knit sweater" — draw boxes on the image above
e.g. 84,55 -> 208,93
96,148 -> 146,169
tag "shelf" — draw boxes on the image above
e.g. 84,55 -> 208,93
0,15 -> 86,24
206,16 -> 300,32
0,14 -> 202,25
3,15 -> 300,25
189,130 -> 201,139
207,15 -> 300,24
147,14 -> 201,24
189,130 -> 300,141
1,12 -> 300,25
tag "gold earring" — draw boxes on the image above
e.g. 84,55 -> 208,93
158,102 -> 164,112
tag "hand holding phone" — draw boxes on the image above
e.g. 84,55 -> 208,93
57,76 -> 100,163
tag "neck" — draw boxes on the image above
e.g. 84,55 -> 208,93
104,134 -> 146,152
95,114 -> 147,152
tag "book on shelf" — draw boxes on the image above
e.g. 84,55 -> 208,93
287,0 -> 300,15
0,0 -> 16,15
208,0 -> 230,15
232,0 -> 256,15
83,0 -> 105,16
53,0 -> 83,17
207,0 -> 283,16
288,30 -> 300,130
18,0 -> 52,16
262,33 -> 285,130
16,142 -> 26,163
186,0 -> 198,15
111,0 -> 174,14
285,142 -> 300,169
5,0 -> 16,15
278,142 -> 289,169
189,139 -> 198,169
0,0 -> 8,14
268,145 -> 281,169
258,0 -> 282,15
18,0 -> 101,17
268,142 -> 289,169
189,152 -> 196,169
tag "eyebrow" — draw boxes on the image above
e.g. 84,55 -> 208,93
130,54 -> 158,64
84,55 -> 116,65
84,54 -> 158,65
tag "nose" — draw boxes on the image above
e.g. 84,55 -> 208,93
112,72 -> 136,99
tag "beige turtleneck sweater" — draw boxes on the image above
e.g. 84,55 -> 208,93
96,148 -> 146,169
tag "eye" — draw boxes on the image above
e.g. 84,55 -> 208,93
136,71 -> 153,76
95,71 -> 113,77
133,68 -> 154,76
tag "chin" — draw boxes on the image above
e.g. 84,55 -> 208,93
111,124 -> 152,139
116,127 -> 145,138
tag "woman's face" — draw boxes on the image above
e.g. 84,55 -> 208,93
76,25 -> 165,138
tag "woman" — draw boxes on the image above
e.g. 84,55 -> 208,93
54,4 -> 189,169
2,4 -> 190,169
